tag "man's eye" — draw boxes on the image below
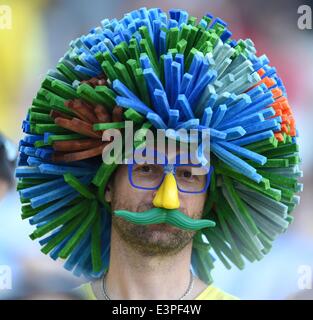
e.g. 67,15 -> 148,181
182,170 -> 192,178
141,165 -> 151,173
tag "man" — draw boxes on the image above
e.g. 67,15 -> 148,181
14,7 -> 301,301
78,146 -> 237,300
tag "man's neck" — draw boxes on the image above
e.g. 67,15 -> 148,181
98,228 -> 206,300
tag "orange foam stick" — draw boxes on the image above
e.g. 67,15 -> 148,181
271,88 -> 282,99
52,144 -> 107,162
53,139 -> 103,152
257,68 -> 266,77
261,77 -> 276,88
94,105 -> 111,123
50,110 -> 73,120
274,133 -> 284,142
112,106 -> 124,122
68,99 -> 99,123
54,117 -> 101,139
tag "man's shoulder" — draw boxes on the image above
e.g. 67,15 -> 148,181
195,285 -> 239,300
74,282 -> 97,300
75,282 -> 239,300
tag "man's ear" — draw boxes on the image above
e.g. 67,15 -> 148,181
104,180 -> 113,203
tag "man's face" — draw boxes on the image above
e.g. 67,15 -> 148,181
105,164 -> 207,257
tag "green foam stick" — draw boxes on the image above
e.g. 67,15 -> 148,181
223,176 -> 260,236
58,200 -> 98,259
101,61 -> 118,83
124,108 -> 145,124
29,112 -> 53,124
113,42 -> 129,64
94,86 -> 116,110
41,211 -> 88,254
114,61 -> 137,94
134,68 -> 151,107
29,199 -> 89,240
167,27 -> 179,50
93,122 -> 125,131
91,212 -> 102,273
51,79 -> 79,100
34,124 -> 69,135
77,83 -> 109,106
48,134 -> 85,144
56,62 -> 78,82
64,173 -> 96,200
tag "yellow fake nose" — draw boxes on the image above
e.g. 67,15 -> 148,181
152,173 -> 180,209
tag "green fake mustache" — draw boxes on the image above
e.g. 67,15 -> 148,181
114,207 -> 216,231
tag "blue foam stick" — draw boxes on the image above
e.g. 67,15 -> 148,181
24,135 -> 42,144
64,233 -> 90,271
246,83 -> 265,99
243,118 -> 278,135
195,89 -> 218,118
50,234 -> 73,260
175,54 -> 184,76
185,55 -> 202,97
116,96 -> 152,115
210,104 -> 227,128
201,107 -> 213,127
197,59 -> 209,83
36,148 -> 53,161
146,112 -> 167,129
262,107 -> 275,119
16,167 -> 41,177
30,193 -> 80,225
39,227 -> 62,246
175,94 -> 194,120
140,53 -> 151,70
220,29 -> 232,42
164,53 -> 173,101
232,130 -> 274,147
217,141 -> 267,165
223,126 -> 246,140
31,184 -> 79,208
168,109 -> 180,128
27,156 -> 43,167
75,65 -> 99,77
22,147 -> 37,157
217,93 -> 237,108
188,70 -> 217,108
38,164 -> 95,176
211,142 -> 262,183
153,89 -> 170,121
180,73 -> 193,95
113,79 -> 141,102
152,20 -> 161,53
175,119 -> 199,130
171,61 -> 181,106
159,30 -> 167,56
20,177 -> 66,198
208,128 -> 227,140
223,95 -> 252,121
143,68 -> 164,93
219,112 -> 264,130
30,207 -> 68,226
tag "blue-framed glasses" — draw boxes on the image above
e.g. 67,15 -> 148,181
127,149 -> 213,194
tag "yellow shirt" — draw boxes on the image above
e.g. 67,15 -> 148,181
77,282 -> 238,300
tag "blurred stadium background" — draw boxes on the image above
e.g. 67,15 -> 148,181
0,0 -> 312,299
